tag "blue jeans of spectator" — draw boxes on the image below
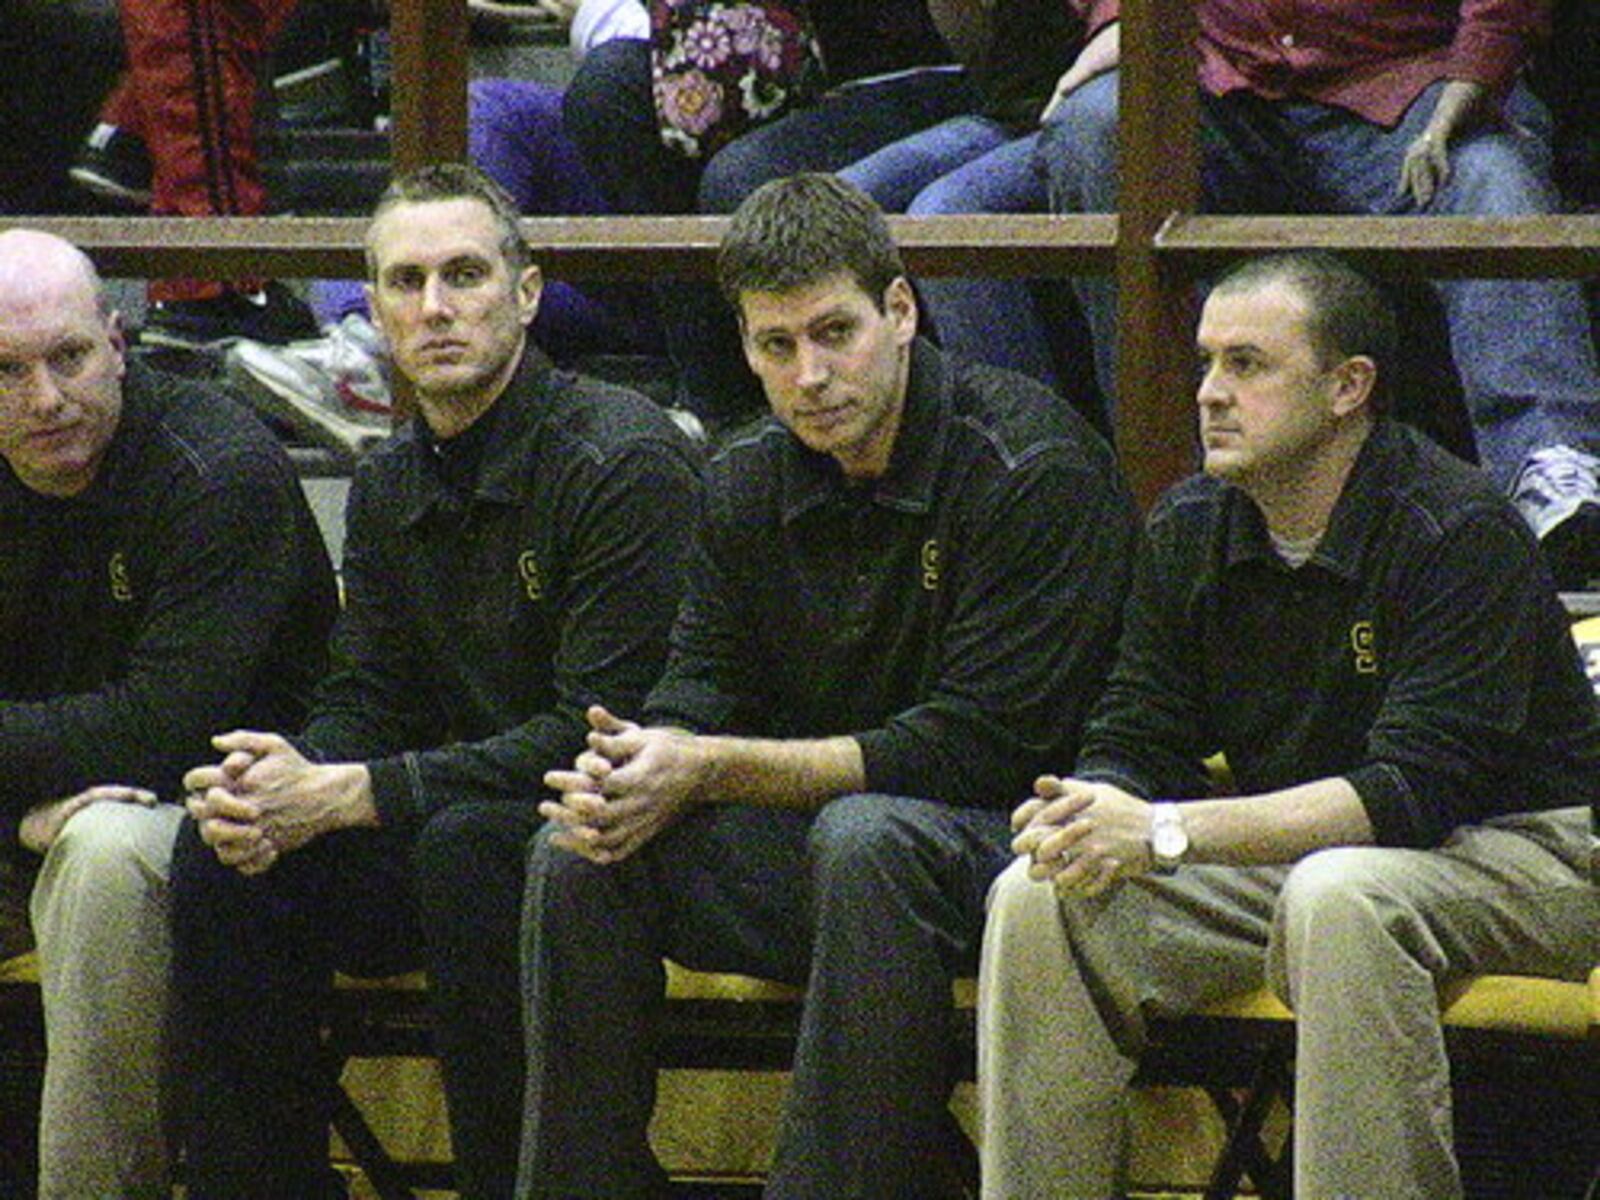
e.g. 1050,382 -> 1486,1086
518,794 -> 1013,1199
1040,72 -> 1600,488
564,38 -> 976,420
313,78 -> 661,362
171,802 -> 538,1200
841,120 -> 1073,392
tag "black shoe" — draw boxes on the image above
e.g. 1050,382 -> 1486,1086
1540,501 -> 1600,592
69,124 -> 153,209
141,283 -> 320,350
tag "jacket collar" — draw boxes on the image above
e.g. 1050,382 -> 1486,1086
1221,418 -> 1396,581
398,343 -> 557,528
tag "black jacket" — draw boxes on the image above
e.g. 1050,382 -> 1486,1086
1078,419 -> 1600,845
0,362 -> 337,819
646,339 -> 1137,808
300,348 -> 704,832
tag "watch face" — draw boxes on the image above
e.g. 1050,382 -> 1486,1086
1153,824 -> 1186,859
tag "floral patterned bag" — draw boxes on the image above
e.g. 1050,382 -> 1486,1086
649,0 -> 824,159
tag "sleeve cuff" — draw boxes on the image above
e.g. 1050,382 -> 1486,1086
1343,762 -> 1440,848
366,753 -> 426,833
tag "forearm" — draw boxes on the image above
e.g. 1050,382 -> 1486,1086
1180,777 -> 1374,866
1423,79 -> 1489,141
690,734 -> 866,810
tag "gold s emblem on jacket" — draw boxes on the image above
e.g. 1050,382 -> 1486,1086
108,551 -> 133,602
1350,621 -> 1377,674
920,539 -> 940,591
518,551 -> 544,601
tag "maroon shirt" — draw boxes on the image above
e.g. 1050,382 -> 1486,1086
1073,0 -> 1547,126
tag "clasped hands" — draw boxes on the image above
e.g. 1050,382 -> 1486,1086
182,731 -> 351,876
541,705 -> 700,864
1012,775 -> 1154,898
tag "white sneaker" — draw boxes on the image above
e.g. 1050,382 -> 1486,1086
1512,444 -> 1600,588
226,315 -> 394,459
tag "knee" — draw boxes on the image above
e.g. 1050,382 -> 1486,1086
698,131 -> 781,213
986,855 -> 1047,922
1041,78 -> 1118,158
32,804 -> 177,934
1037,77 -> 1118,206
1273,848 -> 1401,963
1440,139 -> 1557,215
807,793 -> 902,873
562,40 -> 648,153
524,823 -> 608,911
42,803 -> 169,886
907,174 -> 966,216
415,803 -> 497,875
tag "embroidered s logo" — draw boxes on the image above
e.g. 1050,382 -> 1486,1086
920,539 -> 940,591
518,550 -> 544,601
108,551 -> 133,602
1350,621 -> 1377,674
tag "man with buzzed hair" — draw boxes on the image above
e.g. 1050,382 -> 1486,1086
176,163 -> 702,1199
0,228 -> 337,1197
981,251 -> 1600,1200
525,173 -> 1138,1197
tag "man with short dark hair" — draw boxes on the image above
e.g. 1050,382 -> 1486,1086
979,251 -> 1600,1200
1037,0 -> 1600,587
175,163 -> 703,1200
0,228 -> 336,1198
523,173 -> 1139,1198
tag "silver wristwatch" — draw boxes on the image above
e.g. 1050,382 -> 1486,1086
1149,803 -> 1190,874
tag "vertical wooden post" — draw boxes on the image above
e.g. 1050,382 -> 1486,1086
382,0 -> 470,420
389,0 -> 470,171
1114,0 -> 1200,509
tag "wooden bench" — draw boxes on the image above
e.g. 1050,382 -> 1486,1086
1,938 -> 1594,1197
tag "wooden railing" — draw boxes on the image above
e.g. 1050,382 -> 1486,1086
3,0 -> 1597,508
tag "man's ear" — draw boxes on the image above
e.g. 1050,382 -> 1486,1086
885,276 -> 918,346
516,264 -> 543,327
106,310 -> 128,377
1330,355 -> 1377,417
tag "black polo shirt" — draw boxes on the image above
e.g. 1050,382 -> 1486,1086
644,339 -> 1138,809
301,346 -> 704,832
0,361 -> 337,816
1077,418 -> 1600,847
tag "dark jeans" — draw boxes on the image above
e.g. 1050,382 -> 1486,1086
518,794 -> 1012,1199
171,802 -> 540,1200
563,39 -> 977,422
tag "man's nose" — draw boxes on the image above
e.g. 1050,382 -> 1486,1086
794,340 -> 828,389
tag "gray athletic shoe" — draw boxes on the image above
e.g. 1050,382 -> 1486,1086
226,314 -> 394,459
1512,444 -> 1600,589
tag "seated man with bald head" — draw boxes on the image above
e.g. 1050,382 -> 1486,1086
0,229 -> 337,1198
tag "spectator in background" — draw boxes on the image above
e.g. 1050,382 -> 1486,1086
563,0 -> 977,424
0,228 -> 336,1198
839,0 -> 1091,409
70,0 -> 319,347
175,164 -> 701,1200
980,251 -> 1600,1200
1038,0 -> 1600,586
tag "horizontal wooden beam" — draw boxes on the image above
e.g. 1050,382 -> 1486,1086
0,214 -> 1119,281
1155,214 -> 1600,278
12,213 -> 1596,284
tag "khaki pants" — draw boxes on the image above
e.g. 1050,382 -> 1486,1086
978,808 -> 1599,1200
30,802 -> 185,1200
